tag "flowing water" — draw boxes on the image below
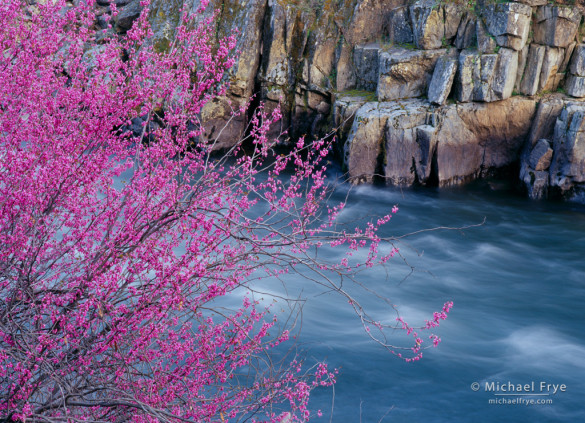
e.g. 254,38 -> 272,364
275,177 -> 585,423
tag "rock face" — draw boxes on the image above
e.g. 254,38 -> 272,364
519,97 -> 585,201
567,45 -> 585,97
428,56 -> 458,105
529,139 -> 554,171
354,44 -> 381,91
98,0 -> 585,203
341,97 -> 537,187
455,48 -> 518,102
519,44 -> 547,95
549,104 -> 585,199
484,2 -> 532,51
533,5 -> 582,48
377,48 -> 446,101
343,102 -> 400,184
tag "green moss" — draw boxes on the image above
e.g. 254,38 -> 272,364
337,89 -> 377,102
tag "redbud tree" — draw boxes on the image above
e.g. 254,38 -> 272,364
0,0 -> 452,421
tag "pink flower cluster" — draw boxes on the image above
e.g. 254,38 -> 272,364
0,0 -> 453,421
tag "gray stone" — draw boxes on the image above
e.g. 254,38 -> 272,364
521,168 -> 549,200
433,106 -> 482,186
428,56 -> 458,105
539,47 -> 565,92
529,139 -> 554,170
97,0 -> 131,6
474,53 -> 499,101
515,0 -> 547,5
569,44 -> 585,77
336,44 -> 356,92
115,0 -> 141,32
492,48 -> 519,100
410,0 -> 444,50
519,44 -> 546,95
455,48 -> 518,102
414,125 -> 439,182
455,13 -> 477,49
345,101 -> 424,184
566,75 -> 585,97
484,2 -> 532,51
354,44 -> 380,91
455,50 -> 480,102
333,94 -> 371,145
345,96 -> 536,187
444,3 -> 464,44
549,104 -> 585,198
388,6 -> 414,45
306,20 -> 339,90
384,101 -> 431,186
454,97 -> 537,172
526,96 -> 565,148
477,20 -> 497,54
515,44 -> 529,92
560,41 -> 577,73
534,6 -> 582,48
377,47 -> 446,101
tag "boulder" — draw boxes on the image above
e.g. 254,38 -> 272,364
477,19 -> 497,54
335,0 -> 413,92
491,48 -> 519,100
549,104 -> 585,198
453,97 -> 537,171
377,47 -> 446,101
526,95 -> 566,148
533,6 -> 582,48
354,44 -> 381,91
387,6 -> 414,45
455,50 -> 479,103
515,44 -> 529,92
409,1 -> 464,49
305,22 -> 339,90
333,94 -> 372,145
455,13 -> 476,49
529,139 -> 554,170
519,43 -> 546,95
115,0 -> 142,32
560,42 -> 577,73
484,2 -> 532,51
455,48 -> 518,102
410,0 -> 445,50
566,75 -> 585,97
539,47 -> 565,92
428,56 -> 458,105
147,0 -> 185,51
569,44 -> 585,77
474,53 -> 499,101
444,3 -> 464,44
383,100 -> 432,185
521,168 -> 550,200
515,0 -> 547,5
343,102 -> 401,184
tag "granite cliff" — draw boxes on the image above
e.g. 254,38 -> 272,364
97,0 -> 585,202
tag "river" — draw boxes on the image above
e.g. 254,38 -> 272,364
272,175 -> 585,423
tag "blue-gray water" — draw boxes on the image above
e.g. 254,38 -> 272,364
275,179 -> 585,423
